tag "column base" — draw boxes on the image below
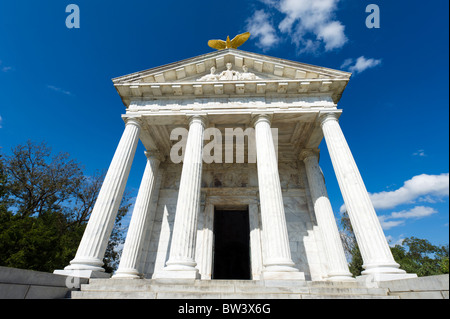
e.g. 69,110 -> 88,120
357,273 -> 417,283
55,257 -> 110,279
261,264 -> 305,281
326,272 -> 356,282
112,269 -> 141,279
53,269 -> 111,279
261,271 -> 305,281
153,259 -> 200,280
153,268 -> 200,280
358,263 -> 417,282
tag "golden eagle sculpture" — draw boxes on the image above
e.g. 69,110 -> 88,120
208,32 -> 251,50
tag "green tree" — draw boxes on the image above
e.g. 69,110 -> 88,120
0,141 -> 130,273
0,155 -> 8,214
0,210 -> 69,272
2,141 -> 83,218
391,237 -> 449,277
339,211 -> 364,276
339,211 -> 449,277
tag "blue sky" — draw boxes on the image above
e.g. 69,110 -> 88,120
0,1 -> 448,247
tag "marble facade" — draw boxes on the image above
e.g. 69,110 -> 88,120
55,49 -> 416,282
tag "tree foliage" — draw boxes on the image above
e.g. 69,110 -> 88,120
391,237 -> 449,277
0,155 -> 8,214
0,141 -> 130,273
3,141 -> 83,218
339,211 -> 364,276
339,211 -> 449,277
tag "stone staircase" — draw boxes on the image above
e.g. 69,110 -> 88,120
71,278 -> 399,299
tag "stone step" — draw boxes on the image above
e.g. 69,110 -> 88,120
72,291 -> 156,299
85,278 -> 368,289
73,278 -> 395,299
308,287 -> 389,296
82,279 -> 288,292
80,283 -> 388,296
80,283 -> 237,293
301,294 -> 399,299
71,290 -> 399,299
83,279 -> 255,290
306,280 -> 367,288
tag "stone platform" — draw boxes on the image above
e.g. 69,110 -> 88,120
71,278 -> 399,299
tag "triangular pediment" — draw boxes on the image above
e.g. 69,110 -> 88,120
113,49 -> 351,105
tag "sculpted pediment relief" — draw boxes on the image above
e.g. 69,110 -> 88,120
196,63 -> 260,82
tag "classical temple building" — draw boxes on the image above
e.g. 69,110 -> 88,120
55,48 -> 416,284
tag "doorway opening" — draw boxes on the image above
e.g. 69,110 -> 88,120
213,207 -> 251,280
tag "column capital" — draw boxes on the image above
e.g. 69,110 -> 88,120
123,116 -> 143,128
251,113 -> 273,127
299,148 -> 320,161
145,150 -> 165,163
187,114 -> 208,127
318,112 -> 340,127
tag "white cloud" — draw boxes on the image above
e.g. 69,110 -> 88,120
317,21 -> 347,51
0,60 -> 13,72
47,85 -> 73,96
390,206 -> 438,219
341,56 -> 382,74
0,115 -> 2,128
278,0 -> 340,31
340,58 -> 354,69
386,234 -> 405,247
340,173 -> 449,213
246,10 -> 280,50
418,195 -> 443,204
249,0 -> 347,53
369,173 -> 449,210
379,218 -> 405,230
339,173 -> 448,231
378,206 -> 438,230
413,149 -> 427,157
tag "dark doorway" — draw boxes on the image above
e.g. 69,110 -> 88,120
213,208 -> 251,280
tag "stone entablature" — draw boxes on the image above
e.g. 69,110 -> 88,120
127,96 -> 336,113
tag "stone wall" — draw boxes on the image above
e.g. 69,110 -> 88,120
0,266 -> 87,299
380,274 -> 449,299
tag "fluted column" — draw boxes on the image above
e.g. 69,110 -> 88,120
113,151 -> 161,279
157,115 -> 206,279
253,114 -> 304,280
320,112 -> 415,281
300,149 -> 354,281
62,117 -> 141,276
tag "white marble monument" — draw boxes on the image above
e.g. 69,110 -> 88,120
55,49 -> 416,282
